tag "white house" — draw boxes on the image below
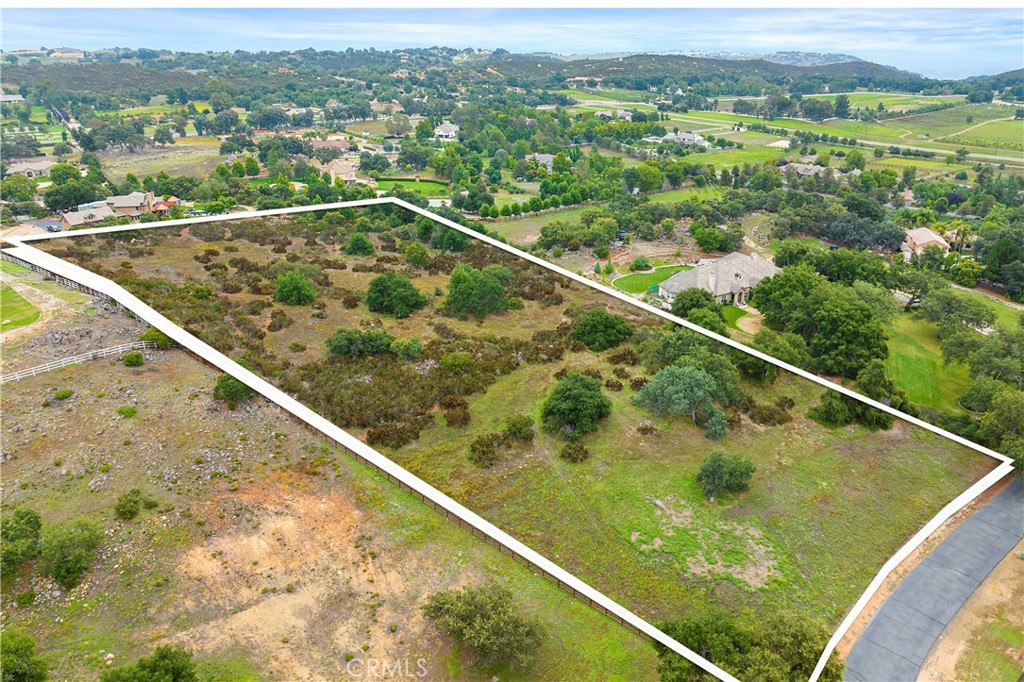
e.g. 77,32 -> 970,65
434,122 -> 460,140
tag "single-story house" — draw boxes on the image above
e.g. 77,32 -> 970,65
311,158 -> 377,187
661,132 -> 711,149
6,160 -> 57,178
434,122 -> 460,140
525,153 -> 555,172
594,109 -> 633,121
901,227 -> 951,257
0,94 -> 26,103
105,191 -> 156,218
50,48 -> 85,59
658,252 -> 782,306
60,203 -> 115,229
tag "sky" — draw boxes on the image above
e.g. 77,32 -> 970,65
2,8 -> 1022,79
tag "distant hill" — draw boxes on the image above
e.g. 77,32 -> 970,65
487,52 -> 933,91
541,50 -> 865,67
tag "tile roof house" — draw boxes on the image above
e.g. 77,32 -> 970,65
434,122 -> 460,140
901,227 -> 951,257
105,191 -> 156,218
6,160 -> 57,178
311,158 -> 377,187
59,203 -> 115,229
658,252 -> 782,306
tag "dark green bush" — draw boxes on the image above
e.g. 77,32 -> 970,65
123,351 -> 144,367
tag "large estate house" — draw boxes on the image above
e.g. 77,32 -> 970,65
658,252 -> 782,306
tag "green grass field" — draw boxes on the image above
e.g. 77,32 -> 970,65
1,285 -> 41,332
722,306 -> 748,330
885,315 -> 972,413
612,265 -> 692,293
376,178 -> 449,195
647,186 -> 727,203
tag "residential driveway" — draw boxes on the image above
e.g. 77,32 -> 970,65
845,477 -> 1024,682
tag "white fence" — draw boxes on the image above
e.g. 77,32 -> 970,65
0,341 -> 156,385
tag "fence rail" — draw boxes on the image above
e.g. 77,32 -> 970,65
1,341 -> 156,385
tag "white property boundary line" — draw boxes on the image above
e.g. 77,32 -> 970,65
3,198 -> 1015,682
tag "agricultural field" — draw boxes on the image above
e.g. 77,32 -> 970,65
613,265 -> 692,294
36,208 -> 998,682
94,135 -> 223,182
1,341 -> 656,681
947,119 -> 1024,152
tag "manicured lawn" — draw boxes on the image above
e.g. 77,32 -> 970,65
647,186 -> 726,203
886,314 -> 972,414
613,265 -> 692,293
0,285 -> 40,332
375,177 -> 449,195
722,305 -> 748,330
955,288 -> 1023,331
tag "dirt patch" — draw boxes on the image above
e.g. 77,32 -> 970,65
644,495 -> 781,589
167,472 -> 456,682
735,307 -> 764,335
917,539 -> 1024,681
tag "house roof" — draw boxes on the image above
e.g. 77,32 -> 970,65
525,153 -> 555,168
659,252 -> 782,297
61,203 -> 115,226
106,191 -> 151,209
903,227 -> 951,251
6,160 -> 56,174
435,122 -> 459,135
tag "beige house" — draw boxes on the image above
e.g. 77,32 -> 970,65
106,191 -> 156,218
311,158 -> 376,187
6,160 -> 56,178
60,203 -> 115,229
50,48 -> 85,59
659,252 -> 782,306
901,227 -> 951,257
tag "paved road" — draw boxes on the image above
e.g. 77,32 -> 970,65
845,477 -> 1024,682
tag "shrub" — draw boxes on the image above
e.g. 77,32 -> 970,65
468,433 -> 504,467
570,308 -> 633,352
274,270 -> 316,306
696,451 -> 755,502
289,342 -> 307,352
422,584 -> 544,669
123,351 -> 144,367
365,422 -> 420,448
114,489 -> 157,521
559,442 -> 591,463
54,388 -> 74,401
99,646 -> 197,682
444,406 -> 471,428
541,373 -> 611,441
630,256 -> 651,272
604,379 -> 623,391
443,263 -> 510,319
344,233 -> 375,256
390,337 -> 424,359
326,328 -> 395,357
1,507 -> 42,576
503,415 -> 534,442
116,405 -> 138,418
140,327 -> 174,349
40,519 -> 103,589
669,288 -> 722,319
366,272 -> 428,318
0,628 -> 47,682
212,374 -> 255,404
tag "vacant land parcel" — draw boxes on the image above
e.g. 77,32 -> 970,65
32,206 -> 998,678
